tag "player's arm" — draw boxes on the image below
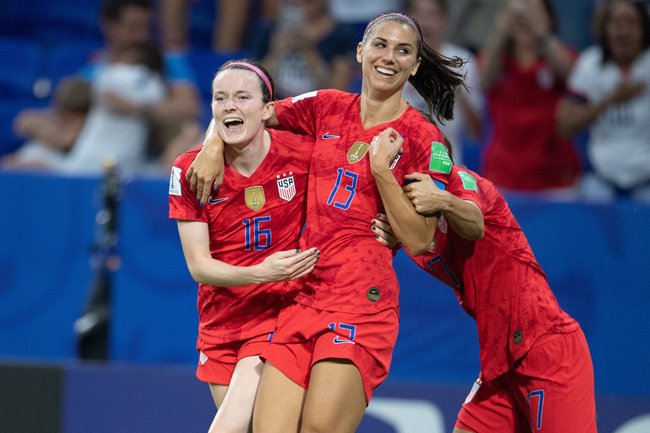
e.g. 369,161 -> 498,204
369,128 -> 438,256
403,172 -> 484,240
177,219 -> 319,286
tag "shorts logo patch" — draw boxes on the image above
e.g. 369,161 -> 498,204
169,166 -> 182,196
429,141 -> 452,174
458,171 -> 478,192
245,186 -> 265,211
513,330 -> 523,345
347,141 -> 369,164
199,350 -> 208,365
367,287 -> 380,302
276,173 -> 296,202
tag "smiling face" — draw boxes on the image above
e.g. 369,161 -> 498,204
357,20 -> 421,96
211,68 -> 273,148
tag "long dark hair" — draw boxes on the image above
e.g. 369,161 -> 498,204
361,11 -> 466,123
214,59 -> 276,104
597,0 -> 650,64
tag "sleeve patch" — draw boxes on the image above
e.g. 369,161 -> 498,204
291,90 -> 318,103
458,171 -> 478,192
169,166 -> 182,196
429,141 -> 452,174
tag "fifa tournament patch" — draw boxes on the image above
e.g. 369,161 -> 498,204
245,186 -> 265,211
347,141 -> 369,163
276,172 -> 296,202
291,90 -> 318,103
169,166 -> 182,196
428,141 -> 452,174
458,171 -> 478,192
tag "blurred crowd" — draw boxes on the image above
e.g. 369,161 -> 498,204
0,0 -> 648,202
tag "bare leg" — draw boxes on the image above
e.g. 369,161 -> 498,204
207,356 -> 265,433
159,0 -> 192,51
253,361 -> 306,433
300,359 -> 367,433
452,428 -> 474,433
213,0 -> 250,51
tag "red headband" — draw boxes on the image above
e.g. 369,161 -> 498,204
363,13 -> 422,48
227,62 -> 273,100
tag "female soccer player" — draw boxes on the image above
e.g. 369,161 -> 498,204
400,163 -> 597,433
168,60 -> 320,433
186,11 -> 467,433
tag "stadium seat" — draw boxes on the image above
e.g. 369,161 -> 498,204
3,0 -> 103,48
187,49 -> 250,105
0,38 -> 43,101
45,41 -> 102,89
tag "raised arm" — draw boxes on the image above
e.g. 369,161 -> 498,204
369,128 -> 439,256
177,219 -> 319,287
403,172 -> 484,240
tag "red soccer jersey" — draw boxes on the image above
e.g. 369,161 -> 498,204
482,56 -> 580,190
169,129 -> 314,345
409,166 -> 579,381
275,89 -> 452,314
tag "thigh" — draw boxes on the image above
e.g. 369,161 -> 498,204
510,330 -> 597,433
209,382 -> 229,408
301,359 -> 367,433
253,361 -> 307,433
455,375 -> 529,433
208,356 -> 264,433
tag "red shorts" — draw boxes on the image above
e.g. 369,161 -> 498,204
261,301 -> 399,404
196,332 -> 274,385
456,328 -> 597,433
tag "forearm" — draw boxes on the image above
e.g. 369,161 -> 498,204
373,168 -> 437,256
538,34 -> 574,80
151,85 -> 201,121
479,31 -> 506,90
438,192 -> 484,240
187,255 -> 269,287
556,98 -> 608,138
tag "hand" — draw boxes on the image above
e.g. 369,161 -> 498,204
257,247 -> 320,282
369,128 -> 403,173
372,213 -> 399,248
186,144 -> 225,205
608,81 -> 646,106
403,172 -> 448,216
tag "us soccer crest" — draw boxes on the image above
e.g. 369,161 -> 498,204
276,172 -> 296,202
347,141 -> 369,164
245,186 -> 265,211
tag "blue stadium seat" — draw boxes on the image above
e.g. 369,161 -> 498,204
45,41 -> 102,89
0,38 -> 43,101
187,49 -> 250,105
3,0 -> 103,48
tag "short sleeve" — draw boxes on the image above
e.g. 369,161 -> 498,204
168,151 -> 207,222
274,90 -> 325,137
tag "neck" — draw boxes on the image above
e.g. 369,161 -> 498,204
224,130 -> 271,177
359,87 -> 409,129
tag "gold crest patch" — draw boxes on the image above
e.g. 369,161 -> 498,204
245,186 -> 265,211
347,141 -> 369,164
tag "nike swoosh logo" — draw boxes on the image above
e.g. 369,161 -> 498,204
208,197 -> 228,204
322,132 -> 340,139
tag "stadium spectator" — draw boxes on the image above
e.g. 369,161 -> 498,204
402,0 -> 484,167
57,42 -> 167,177
79,0 -> 201,155
557,0 -> 650,202
259,0 -> 358,98
445,0 -> 505,53
479,0 -> 581,199
159,0 -> 278,52
1,77 -> 90,171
